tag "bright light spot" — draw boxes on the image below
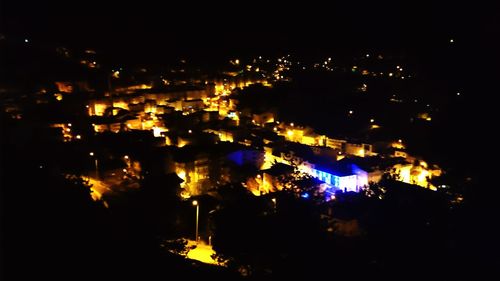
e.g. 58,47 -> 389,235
185,241 -> 221,266
366,54 -> 370,58
456,92 -> 460,96
124,155 -> 129,159
450,38 -> 454,43
349,110 -> 353,114
123,169 -> 127,172
389,73 -> 393,77
89,152 -> 94,156
153,127 -> 163,137
301,193 -> 309,198
192,200 -> 198,206
65,128 -> 71,132
188,129 -> 192,134
290,122 -> 294,127
396,65 -> 400,69
370,119 -> 374,123
24,39 -> 29,43
39,165 -> 43,169
328,57 -> 332,61
67,123 -> 72,127
287,130 -> 293,136
76,135 -> 81,139
398,139 -> 402,143
177,170 -> 186,180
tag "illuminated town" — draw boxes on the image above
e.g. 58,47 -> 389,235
1,2 -> 496,281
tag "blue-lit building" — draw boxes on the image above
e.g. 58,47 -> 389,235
227,148 -> 265,168
309,162 -> 368,192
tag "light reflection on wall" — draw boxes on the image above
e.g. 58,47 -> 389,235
153,126 -> 168,137
391,163 -> 440,190
112,101 -> 129,110
93,103 -> 107,116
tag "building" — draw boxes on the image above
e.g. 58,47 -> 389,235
309,162 -> 368,192
252,111 -> 275,126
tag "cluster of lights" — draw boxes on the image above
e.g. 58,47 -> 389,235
273,55 -> 292,80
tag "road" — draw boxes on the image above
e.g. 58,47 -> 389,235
87,177 -> 112,202
186,240 -> 222,266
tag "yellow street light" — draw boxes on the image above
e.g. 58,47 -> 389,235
192,200 -> 199,243
89,152 -> 98,179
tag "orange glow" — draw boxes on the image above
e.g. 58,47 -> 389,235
55,82 -> 73,93
87,177 -> 110,204
417,112 -> 432,122
112,101 -> 129,110
391,163 -> 440,190
392,141 -> 405,150
92,103 -> 107,116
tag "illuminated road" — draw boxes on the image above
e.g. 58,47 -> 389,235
87,177 -> 112,201
186,240 -> 223,266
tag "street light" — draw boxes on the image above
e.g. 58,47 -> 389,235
108,70 -> 120,98
192,200 -> 199,243
89,152 -> 99,179
124,155 -> 131,168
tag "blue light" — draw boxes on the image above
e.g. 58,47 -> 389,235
301,193 -> 309,199
227,150 -> 244,165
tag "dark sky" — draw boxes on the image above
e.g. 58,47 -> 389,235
1,1 -> 499,61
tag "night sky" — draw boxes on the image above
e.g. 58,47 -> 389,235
2,1 -> 498,61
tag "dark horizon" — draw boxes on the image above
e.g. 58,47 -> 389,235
2,1 -> 498,63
